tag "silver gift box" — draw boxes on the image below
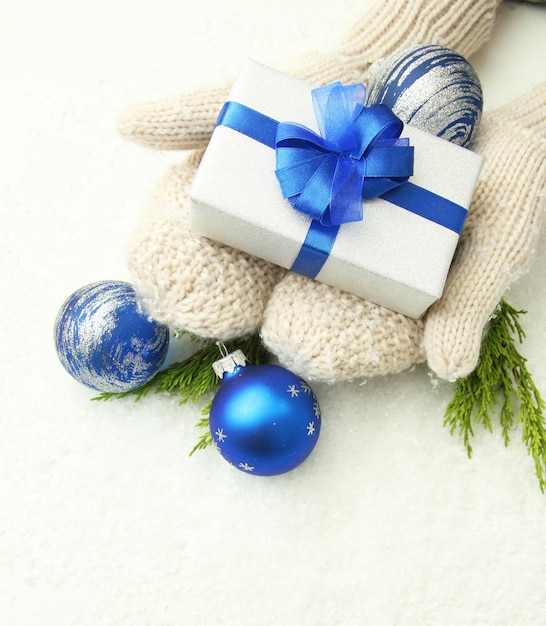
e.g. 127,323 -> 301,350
190,59 -> 483,318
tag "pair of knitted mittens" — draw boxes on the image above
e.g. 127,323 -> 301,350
120,0 -> 546,383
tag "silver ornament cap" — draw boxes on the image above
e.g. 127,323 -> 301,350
212,348 -> 248,379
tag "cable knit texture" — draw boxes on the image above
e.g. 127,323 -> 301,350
121,0 -> 546,384
118,0 -> 497,151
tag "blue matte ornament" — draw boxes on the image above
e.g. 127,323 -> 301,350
209,350 -> 321,476
54,280 -> 170,392
366,44 -> 483,147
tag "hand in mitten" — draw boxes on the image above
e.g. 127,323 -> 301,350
121,0 -> 498,341
126,149 -> 284,339
261,83 -> 546,382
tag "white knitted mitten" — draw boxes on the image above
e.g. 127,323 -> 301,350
122,0 -> 498,340
424,83 -> 546,380
261,84 -> 546,382
127,149 -> 284,339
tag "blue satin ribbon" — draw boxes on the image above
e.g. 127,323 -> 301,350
216,82 -> 468,279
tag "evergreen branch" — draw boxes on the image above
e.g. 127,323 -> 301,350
91,332 -> 271,454
189,414 -> 214,456
444,300 -> 546,492
189,431 -> 214,456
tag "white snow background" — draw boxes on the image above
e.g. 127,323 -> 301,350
1,1 -> 546,624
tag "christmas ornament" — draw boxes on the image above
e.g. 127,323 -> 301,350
366,44 -> 483,147
209,348 -> 321,476
54,280 -> 170,392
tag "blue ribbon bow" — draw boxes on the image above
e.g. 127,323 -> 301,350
274,82 -> 414,227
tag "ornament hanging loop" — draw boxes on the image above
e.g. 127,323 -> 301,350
216,340 -> 230,358
212,344 -> 248,379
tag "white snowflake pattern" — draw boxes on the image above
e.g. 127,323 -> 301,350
215,428 -> 227,442
287,384 -> 300,398
239,462 -> 255,472
313,402 -> 321,419
299,380 -> 312,395
307,421 -> 316,436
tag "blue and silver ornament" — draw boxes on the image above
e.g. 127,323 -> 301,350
209,349 -> 321,476
366,44 -> 483,147
54,280 -> 170,392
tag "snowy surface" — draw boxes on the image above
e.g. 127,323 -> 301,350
1,1 -> 546,624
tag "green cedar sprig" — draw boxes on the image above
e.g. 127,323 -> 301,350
444,300 -> 546,492
92,333 -> 270,454
189,408 -> 214,457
